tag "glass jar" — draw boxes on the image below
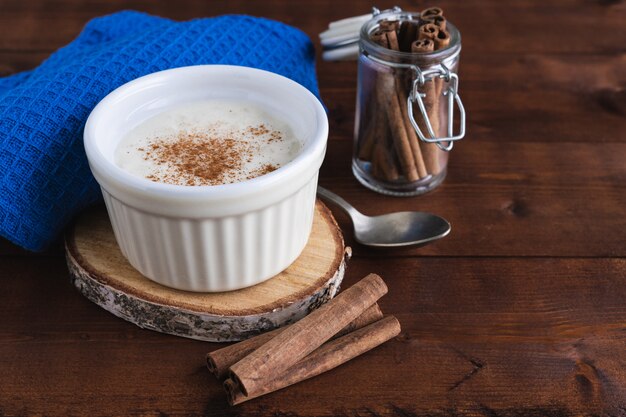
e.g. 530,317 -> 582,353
352,8 -> 465,196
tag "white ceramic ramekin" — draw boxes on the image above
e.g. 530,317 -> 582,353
84,65 -> 328,292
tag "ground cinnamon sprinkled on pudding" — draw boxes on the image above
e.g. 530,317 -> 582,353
114,100 -> 301,185
259,163 -> 278,175
140,124 -> 288,186
246,163 -> 278,180
247,124 -> 270,136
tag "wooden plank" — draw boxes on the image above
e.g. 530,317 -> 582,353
323,88 -> 626,144
320,140 -> 626,257
0,0 -> 623,53
317,51 -> 626,144
0,235 -> 64,257
346,257 -> 626,333
5,47 -> 625,93
318,52 -> 626,90
0,51 -> 49,76
321,140 -> 626,186
0,257 -> 624,416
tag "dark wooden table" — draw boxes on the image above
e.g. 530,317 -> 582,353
1,1 -> 625,416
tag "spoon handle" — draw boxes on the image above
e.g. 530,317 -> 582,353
317,186 -> 364,221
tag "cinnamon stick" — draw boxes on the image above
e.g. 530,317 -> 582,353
417,23 -> 450,175
421,15 -> 446,30
384,29 -> 428,179
418,23 -> 439,41
434,28 -> 451,50
357,107 -> 385,161
411,39 -> 441,175
369,29 -> 420,181
224,316 -> 401,405
396,82 -> 428,179
370,30 -> 389,48
372,135 -> 400,181
378,20 -> 399,32
411,38 -> 434,53
364,29 -> 401,176
419,7 -> 443,26
398,21 -> 419,52
420,6 -> 443,18
376,74 -> 419,181
229,274 -> 388,396
433,28 -> 452,161
206,304 -> 384,380
383,26 -> 400,51
357,68 -> 388,161
366,29 -> 415,180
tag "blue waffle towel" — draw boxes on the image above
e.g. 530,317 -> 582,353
0,11 -> 320,251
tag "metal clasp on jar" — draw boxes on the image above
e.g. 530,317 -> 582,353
407,64 -> 466,151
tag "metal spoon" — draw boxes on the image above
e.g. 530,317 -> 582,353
317,186 -> 451,248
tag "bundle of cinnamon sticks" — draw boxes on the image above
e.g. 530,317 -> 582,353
357,7 -> 450,183
206,274 -> 400,405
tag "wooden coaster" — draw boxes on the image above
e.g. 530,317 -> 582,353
65,200 -> 349,342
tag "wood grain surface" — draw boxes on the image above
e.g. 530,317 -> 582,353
0,0 -> 625,416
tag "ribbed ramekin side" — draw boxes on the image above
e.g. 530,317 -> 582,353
101,175 -> 319,292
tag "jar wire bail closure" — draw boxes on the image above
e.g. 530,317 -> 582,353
364,54 -> 466,151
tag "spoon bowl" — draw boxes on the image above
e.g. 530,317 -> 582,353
353,211 -> 450,248
317,187 -> 450,248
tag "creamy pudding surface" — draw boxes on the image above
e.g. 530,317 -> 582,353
114,99 -> 302,186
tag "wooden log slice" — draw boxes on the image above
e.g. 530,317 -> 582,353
65,200 -> 349,342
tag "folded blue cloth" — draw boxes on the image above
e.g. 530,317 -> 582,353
0,11 -> 320,251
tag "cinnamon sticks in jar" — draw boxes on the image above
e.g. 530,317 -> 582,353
205,274 -> 401,405
355,7 -> 452,185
